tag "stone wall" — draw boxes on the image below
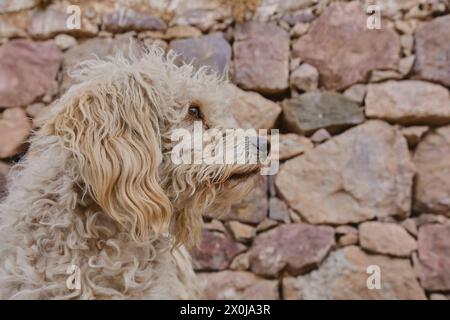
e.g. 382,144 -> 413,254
1,0 -> 450,300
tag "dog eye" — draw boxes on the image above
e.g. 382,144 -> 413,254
188,105 -> 201,119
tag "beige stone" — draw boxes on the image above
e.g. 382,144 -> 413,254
276,121 -> 415,225
359,221 -> 417,257
365,80 -> 450,125
283,246 -> 426,300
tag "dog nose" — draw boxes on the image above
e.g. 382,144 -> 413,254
256,136 -> 270,156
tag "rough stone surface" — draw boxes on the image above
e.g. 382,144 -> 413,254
430,294 -> 449,300
225,176 -> 268,225
369,70 -> 402,83
0,0 -> 448,301
415,214 -> 448,227
0,108 -> 31,158
290,22 -> 310,38
164,26 -> 202,39
310,129 -> 331,144
0,19 -> 28,38
292,2 -> 400,90
338,233 -> 358,247
0,161 -> 10,198
268,198 -> 290,223
230,252 -> 250,271
203,219 -> 227,233
170,0 -> 232,32
250,224 -> 335,277
0,39 -> 62,108
282,92 -> 365,135
227,221 -> 255,243
343,84 -> 367,105
365,81 -> 450,125
0,0 -> 37,13
401,34 -> 414,56
28,6 -> 98,39
414,126 -> 450,216
367,0 -> 422,18
25,102 -> 46,118
230,86 -> 281,130
254,0 -> 316,22
290,63 -> 318,92
401,126 -> 429,148
336,226 -> 359,247
191,230 -> 246,271
170,33 -> 231,74
406,2 -> 448,19
413,15 -> 450,87
402,218 -> 418,237
359,222 -> 417,257
278,134 -> 313,161
276,121 -> 415,225
198,271 -> 279,300
54,34 -> 77,51
233,22 -> 289,94
395,19 -> 417,35
255,219 -> 278,234
281,8 -> 316,26
283,246 -> 426,300
399,55 -> 416,76
415,223 -> 450,291
102,8 -> 166,33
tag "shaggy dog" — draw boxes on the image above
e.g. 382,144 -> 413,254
0,47 -> 266,299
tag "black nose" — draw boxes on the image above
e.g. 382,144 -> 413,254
256,136 -> 270,156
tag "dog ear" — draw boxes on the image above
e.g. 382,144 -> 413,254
52,74 -> 172,243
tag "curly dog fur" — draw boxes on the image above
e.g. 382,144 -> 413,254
0,47 -> 261,299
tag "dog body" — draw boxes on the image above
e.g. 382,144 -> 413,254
0,48 -> 260,299
0,139 -> 198,299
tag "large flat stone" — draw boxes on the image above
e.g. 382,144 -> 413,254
190,229 -> 246,271
359,221 -> 417,257
292,1 -> 400,90
0,39 -> 62,108
170,33 -> 231,75
283,246 -> 426,300
102,8 -> 166,33
415,223 -> 450,291
413,15 -> 450,87
282,92 -> 365,135
0,108 -> 31,158
224,176 -> 268,225
198,271 -> 278,300
365,80 -> 450,125
414,126 -> 450,217
233,22 -> 289,94
169,0 -> 232,32
250,224 -> 335,277
230,86 -> 281,130
275,121 -> 415,225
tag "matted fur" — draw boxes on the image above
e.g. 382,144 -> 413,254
0,47 -> 260,299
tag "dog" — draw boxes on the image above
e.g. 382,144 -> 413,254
0,47 -> 267,299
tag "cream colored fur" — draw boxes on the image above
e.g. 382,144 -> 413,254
0,47 -> 259,299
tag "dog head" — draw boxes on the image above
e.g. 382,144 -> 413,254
47,47 -> 268,247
